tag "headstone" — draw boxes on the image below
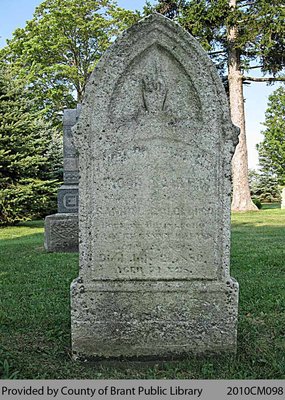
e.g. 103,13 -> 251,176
281,188 -> 285,209
58,107 -> 80,214
44,107 -> 80,252
71,14 -> 240,360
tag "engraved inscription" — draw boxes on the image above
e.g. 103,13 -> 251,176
90,138 -> 219,279
117,265 -> 144,275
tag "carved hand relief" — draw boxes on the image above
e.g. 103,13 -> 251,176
142,63 -> 168,114
108,44 -> 202,126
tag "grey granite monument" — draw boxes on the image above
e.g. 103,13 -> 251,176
44,107 -> 80,252
71,14 -> 240,359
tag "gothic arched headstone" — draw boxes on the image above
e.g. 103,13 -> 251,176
71,13 -> 239,359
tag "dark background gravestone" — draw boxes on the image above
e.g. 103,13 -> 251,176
44,106 -> 80,252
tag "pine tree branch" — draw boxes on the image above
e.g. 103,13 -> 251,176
237,2 -> 254,9
243,76 -> 285,82
243,65 -> 263,70
208,50 -> 227,56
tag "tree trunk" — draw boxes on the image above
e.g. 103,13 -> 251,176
228,0 -> 258,211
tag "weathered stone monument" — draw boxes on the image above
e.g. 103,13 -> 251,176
281,188 -> 285,209
44,107 -> 80,252
71,14 -> 240,359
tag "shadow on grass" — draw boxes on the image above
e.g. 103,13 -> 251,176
261,203 -> 281,210
18,220 -> 45,228
0,220 -> 45,241
0,217 -> 284,378
231,206 -> 285,228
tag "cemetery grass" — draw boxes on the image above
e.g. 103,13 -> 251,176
0,205 -> 284,379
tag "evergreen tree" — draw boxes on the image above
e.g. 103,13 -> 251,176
257,86 -> 285,186
150,0 -> 285,211
0,0 -> 140,224
0,65 -> 62,225
249,169 -> 281,203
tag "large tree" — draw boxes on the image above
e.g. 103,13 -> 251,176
0,0 -> 141,224
0,65 -> 62,225
257,86 -> 285,186
151,0 -> 285,211
1,0 -> 140,121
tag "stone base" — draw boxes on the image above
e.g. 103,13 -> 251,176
44,213 -> 78,252
71,278 -> 238,360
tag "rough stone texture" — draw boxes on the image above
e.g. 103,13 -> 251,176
44,213 -> 79,253
281,188 -> 285,209
44,107 -> 80,252
71,13 -> 240,360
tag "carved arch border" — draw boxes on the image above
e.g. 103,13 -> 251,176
107,39 -> 203,124
74,13 -> 238,281
76,13 -> 234,144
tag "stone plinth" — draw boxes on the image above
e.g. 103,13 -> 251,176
45,213 -> 78,253
71,13 -> 239,360
44,107 -> 80,252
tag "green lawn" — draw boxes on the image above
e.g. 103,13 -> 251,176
0,205 -> 284,379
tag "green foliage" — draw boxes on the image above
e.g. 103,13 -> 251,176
249,169 -> 281,203
246,0 -> 285,75
0,0 -> 140,121
0,1 -> 141,225
251,197 -> 262,209
0,65 -> 61,225
257,87 -> 285,186
152,0 -> 285,77
0,180 -> 58,226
